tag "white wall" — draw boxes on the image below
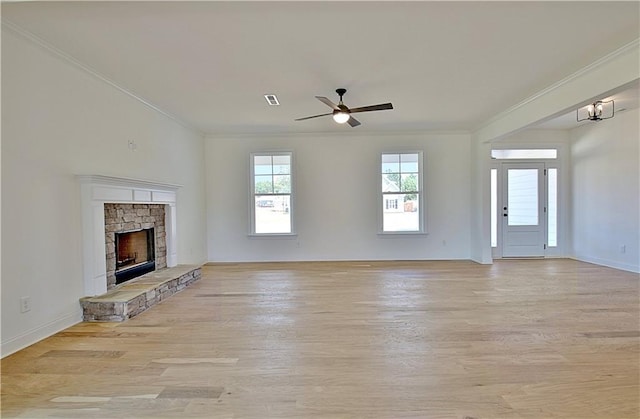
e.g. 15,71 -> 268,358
206,132 -> 471,262
570,108 -> 640,272
1,28 -> 207,356
469,135 -> 491,264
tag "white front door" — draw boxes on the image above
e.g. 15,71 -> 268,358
501,163 -> 546,257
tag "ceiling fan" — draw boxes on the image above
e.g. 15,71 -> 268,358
295,88 -> 393,127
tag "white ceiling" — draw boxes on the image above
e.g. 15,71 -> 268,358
2,1 -> 639,135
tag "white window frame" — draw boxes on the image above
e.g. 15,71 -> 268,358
379,151 -> 426,235
249,151 -> 296,236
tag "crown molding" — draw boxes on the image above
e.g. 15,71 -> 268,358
1,18 -> 205,137
205,129 -> 471,140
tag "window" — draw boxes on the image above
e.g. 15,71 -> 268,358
491,149 -> 557,160
547,168 -> 558,247
491,168 -> 497,247
381,152 -> 423,233
251,152 -> 293,234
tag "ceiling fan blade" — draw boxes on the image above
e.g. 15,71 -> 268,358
347,116 -> 361,127
315,96 -> 340,110
294,112 -> 333,121
348,103 -> 394,114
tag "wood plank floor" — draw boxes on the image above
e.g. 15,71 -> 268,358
2,259 -> 639,418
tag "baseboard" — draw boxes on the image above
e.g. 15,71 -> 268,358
571,255 -> 640,274
206,257 -> 474,264
1,310 -> 83,358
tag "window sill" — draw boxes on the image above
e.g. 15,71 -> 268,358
248,233 -> 298,239
377,231 -> 429,237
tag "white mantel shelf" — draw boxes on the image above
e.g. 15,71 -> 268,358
77,175 -> 182,191
78,175 -> 180,297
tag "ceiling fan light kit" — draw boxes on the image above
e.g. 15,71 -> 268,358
295,88 -> 393,127
332,112 -> 350,124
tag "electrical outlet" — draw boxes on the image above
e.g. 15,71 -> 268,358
20,296 -> 31,313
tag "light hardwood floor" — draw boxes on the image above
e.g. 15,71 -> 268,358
2,259 -> 639,418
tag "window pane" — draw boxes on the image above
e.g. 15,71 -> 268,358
548,168 -> 557,247
400,161 -> 418,173
272,155 -> 290,166
382,193 -> 420,232
491,169 -> 497,247
401,174 -> 419,192
381,154 -> 400,174
254,155 -> 273,176
254,155 -> 272,165
254,164 -> 272,175
272,155 -> 290,174
273,175 -> 291,193
508,169 -> 538,226
382,174 -> 400,192
492,149 -> 557,159
254,176 -> 273,193
255,195 -> 291,234
400,153 -> 419,172
272,164 -> 290,175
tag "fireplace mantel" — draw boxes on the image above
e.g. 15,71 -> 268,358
78,175 -> 181,296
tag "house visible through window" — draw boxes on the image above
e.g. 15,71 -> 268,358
251,153 -> 292,234
381,152 -> 422,232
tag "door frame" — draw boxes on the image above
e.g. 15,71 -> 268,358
501,162 -> 547,258
490,146 -> 566,259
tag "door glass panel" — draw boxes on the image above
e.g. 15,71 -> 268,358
548,168 -> 557,247
507,169 -> 538,226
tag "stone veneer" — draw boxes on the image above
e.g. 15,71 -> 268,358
104,203 -> 167,289
80,265 -> 201,322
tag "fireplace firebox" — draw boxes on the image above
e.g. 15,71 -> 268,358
115,228 -> 156,284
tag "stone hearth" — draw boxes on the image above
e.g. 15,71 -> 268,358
81,265 -> 201,322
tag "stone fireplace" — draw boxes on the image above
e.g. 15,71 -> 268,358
78,175 -> 180,296
105,204 -> 166,288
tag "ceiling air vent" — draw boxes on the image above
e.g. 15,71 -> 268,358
264,94 -> 280,106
